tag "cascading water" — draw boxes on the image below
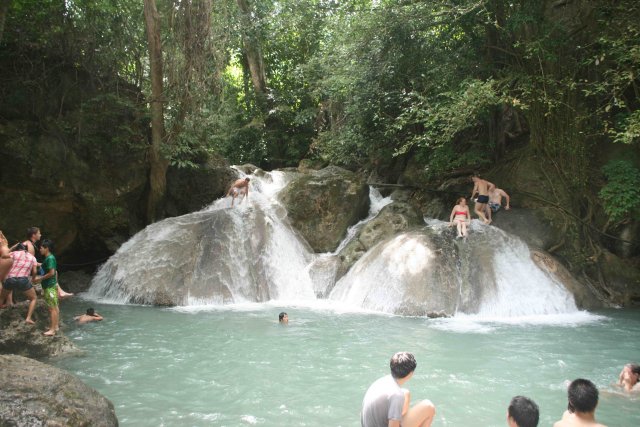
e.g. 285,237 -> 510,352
87,170 -> 317,305
88,168 -> 582,319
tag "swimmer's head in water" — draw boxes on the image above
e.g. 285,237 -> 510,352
508,396 -> 539,427
86,308 -> 95,316
567,378 -> 598,413
279,312 -> 288,323
390,352 -> 416,379
245,177 -> 250,182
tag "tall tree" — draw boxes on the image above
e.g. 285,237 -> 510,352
143,0 -> 168,223
236,0 -> 267,98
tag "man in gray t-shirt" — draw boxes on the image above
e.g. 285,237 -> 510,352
361,352 -> 436,427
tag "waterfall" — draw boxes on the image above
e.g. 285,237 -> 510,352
328,220 -> 579,317
88,168 -> 583,319
87,170 -> 317,305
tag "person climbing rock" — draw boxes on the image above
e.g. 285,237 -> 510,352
227,177 -> 250,207
486,187 -> 511,222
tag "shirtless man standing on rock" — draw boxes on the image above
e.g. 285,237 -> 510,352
227,177 -> 250,207
471,175 -> 495,224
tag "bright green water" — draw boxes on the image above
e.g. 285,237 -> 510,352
53,300 -> 640,426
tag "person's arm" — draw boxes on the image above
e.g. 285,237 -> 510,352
93,313 -> 104,321
465,206 -> 471,223
487,181 -> 496,192
388,420 -> 400,427
502,190 -> 511,210
401,389 -> 411,416
471,182 -> 478,197
31,264 -> 37,281
34,268 -> 55,284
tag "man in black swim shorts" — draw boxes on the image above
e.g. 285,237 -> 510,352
470,175 -> 495,224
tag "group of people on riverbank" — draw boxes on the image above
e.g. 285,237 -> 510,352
362,352 -> 637,427
449,175 -> 510,238
0,227 -> 70,336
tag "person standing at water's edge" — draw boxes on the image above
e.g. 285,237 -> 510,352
507,396 -> 539,427
0,244 -> 37,322
553,379 -> 607,427
361,352 -> 436,427
33,240 -> 59,336
227,177 -> 250,207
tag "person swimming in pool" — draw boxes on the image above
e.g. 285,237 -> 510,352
617,363 -> 640,392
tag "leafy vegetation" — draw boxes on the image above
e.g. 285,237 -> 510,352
1,0 -> 638,220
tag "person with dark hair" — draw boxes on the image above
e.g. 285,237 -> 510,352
553,378 -> 607,427
470,175 -> 495,224
227,177 -> 250,207
618,363 -> 640,392
0,241 -> 38,322
74,307 -> 104,324
361,352 -> 436,427
449,197 -> 471,238
507,396 -> 539,427
9,226 -> 41,256
278,312 -> 288,324
33,240 -> 60,336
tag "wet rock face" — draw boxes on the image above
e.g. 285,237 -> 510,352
279,166 -> 370,253
0,354 -> 118,427
337,202 -> 424,279
0,300 -> 77,358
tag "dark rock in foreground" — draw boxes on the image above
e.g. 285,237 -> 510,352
0,354 -> 118,427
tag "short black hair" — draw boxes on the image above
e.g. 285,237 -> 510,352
628,363 -> 640,376
279,312 -> 287,321
86,308 -> 95,316
40,239 -> 54,252
508,396 -> 539,427
26,227 -> 40,239
568,378 -> 599,413
390,352 -> 416,379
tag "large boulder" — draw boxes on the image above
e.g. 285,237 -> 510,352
0,300 -> 77,358
329,224 -> 600,316
336,202 -> 423,280
279,166 -> 370,252
0,354 -> 118,426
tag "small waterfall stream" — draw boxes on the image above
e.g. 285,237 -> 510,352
88,169 -> 581,318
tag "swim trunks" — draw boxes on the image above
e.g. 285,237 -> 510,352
42,286 -> 59,308
3,277 -> 32,292
476,195 -> 489,204
489,202 -> 501,212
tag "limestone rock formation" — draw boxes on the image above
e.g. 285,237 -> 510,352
0,354 -> 118,427
337,201 -> 423,279
329,224 -> 602,316
279,166 -> 370,252
0,300 -> 77,358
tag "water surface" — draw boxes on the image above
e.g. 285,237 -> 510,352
53,300 -> 640,426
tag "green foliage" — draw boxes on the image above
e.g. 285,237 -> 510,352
599,160 -> 640,222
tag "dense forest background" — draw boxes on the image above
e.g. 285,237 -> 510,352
0,0 -> 639,302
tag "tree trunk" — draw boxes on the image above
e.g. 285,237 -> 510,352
143,0 -> 168,223
236,0 -> 267,98
0,0 -> 12,44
